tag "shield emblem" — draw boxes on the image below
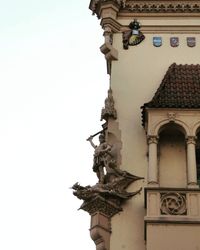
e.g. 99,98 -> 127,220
187,37 -> 196,47
153,37 -> 162,47
170,37 -> 179,47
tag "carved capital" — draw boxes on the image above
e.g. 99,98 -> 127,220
186,136 -> 196,145
147,135 -> 159,145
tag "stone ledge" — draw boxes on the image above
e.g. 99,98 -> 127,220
145,216 -> 200,224
144,216 -> 200,240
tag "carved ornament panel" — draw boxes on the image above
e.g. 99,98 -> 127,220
160,192 -> 187,215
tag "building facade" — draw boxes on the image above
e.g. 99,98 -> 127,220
73,1 -> 200,249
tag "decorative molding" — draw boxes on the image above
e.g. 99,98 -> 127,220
123,1 -> 200,14
140,25 -> 200,34
80,195 -> 122,217
160,192 -> 187,215
147,135 -> 159,144
101,88 -> 117,121
100,17 -> 122,33
89,0 -> 200,18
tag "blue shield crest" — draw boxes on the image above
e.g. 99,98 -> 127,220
153,37 -> 162,47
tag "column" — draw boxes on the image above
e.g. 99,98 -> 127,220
186,136 -> 197,186
147,136 -> 159,186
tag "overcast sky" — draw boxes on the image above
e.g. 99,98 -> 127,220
0,1 -> 108,249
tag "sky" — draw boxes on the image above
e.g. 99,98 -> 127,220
0,1 -> 108,249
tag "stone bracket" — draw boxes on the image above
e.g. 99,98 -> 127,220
90,212 -> 111,250
82,196 -> 122,250
100,43 -> 118,61
100,42 -> 118,74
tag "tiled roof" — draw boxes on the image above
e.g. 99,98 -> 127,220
141,63 -> 200,126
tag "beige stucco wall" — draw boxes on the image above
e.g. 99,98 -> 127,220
109,17 -> 200,250
147,224 -> 200,250
159,129 -> 187,188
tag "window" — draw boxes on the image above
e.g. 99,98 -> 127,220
195,133 -> 200,185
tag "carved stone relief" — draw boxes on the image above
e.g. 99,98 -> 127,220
160,192 -> 187,215
167,112 -> 176,122
101,88 -> 117,122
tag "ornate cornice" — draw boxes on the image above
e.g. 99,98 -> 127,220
89,0 -> 200,18
122,1 -> 200,14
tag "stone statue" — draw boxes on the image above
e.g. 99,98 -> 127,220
101,88 -> 117,121
73,129 -> 143,217
87,133 -> 116,183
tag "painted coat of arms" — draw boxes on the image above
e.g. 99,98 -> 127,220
170,37 -> 179,47
153,37 -> 162,47
123,19 -> 145,50
187,37 -> 196,47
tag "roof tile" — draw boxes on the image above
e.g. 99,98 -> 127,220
141,63 -> 200,126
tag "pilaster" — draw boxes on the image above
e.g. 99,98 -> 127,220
186,136 -> 198,188
147,136 -> 159,187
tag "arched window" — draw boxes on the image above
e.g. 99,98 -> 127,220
158,123 -> 187,187
195,132 -> 200,185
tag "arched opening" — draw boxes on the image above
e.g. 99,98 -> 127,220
158,123 -> 187,188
